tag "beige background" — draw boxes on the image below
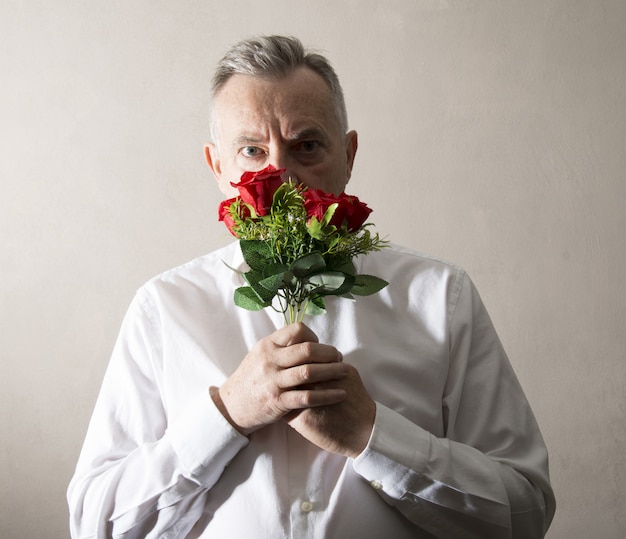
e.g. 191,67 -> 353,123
2,1 -> 625,537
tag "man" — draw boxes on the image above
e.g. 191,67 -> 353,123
68,35 -> 555,538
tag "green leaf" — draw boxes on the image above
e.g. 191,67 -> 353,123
332,260 -> 356,276
244,270 -> 277,301
243,268 -> 263,285
222,260 -> 245,276
306,272 -> 346,294
320,203 -> 338,227
306,205 -> 338,240
240,240 -> 272,271
259,271 -> 290,293
306,295 -> 327,315
234,286 -> 271,311
331,272 -> 356,296
351,274 -> 389,296
263,262 -> 289,278
306,217 -> 325,240
324,260 -> 356,292
291,252 -> 326,277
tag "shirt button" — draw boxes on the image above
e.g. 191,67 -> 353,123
300,500 -> 313,513
370,480 -> 383,490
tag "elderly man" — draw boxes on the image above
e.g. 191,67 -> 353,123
68,35 -> 555,538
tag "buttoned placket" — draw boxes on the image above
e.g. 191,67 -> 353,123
287,428 -> 324,538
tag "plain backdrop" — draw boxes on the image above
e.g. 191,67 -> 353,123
1,1 -> 625,537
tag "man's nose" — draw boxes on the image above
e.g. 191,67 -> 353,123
270,150 -> 298,183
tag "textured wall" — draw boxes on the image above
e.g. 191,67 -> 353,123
1,1 -> 624,537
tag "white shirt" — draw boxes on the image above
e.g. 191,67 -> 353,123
68,242 -> 555,538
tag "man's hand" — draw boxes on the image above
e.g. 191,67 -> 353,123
212,323 -> 348,436
285,364 -> 376,459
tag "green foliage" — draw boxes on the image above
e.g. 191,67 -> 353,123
228,182 -> 389,324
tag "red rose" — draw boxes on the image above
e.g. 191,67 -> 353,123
303,189 -> 372,232
230,165 -> 285,216
218,197 -> 250,237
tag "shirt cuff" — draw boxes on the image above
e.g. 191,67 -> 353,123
352,402 -> 431,500
166,389 -> 249,488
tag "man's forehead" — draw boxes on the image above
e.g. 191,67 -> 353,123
210,69 -> 342,146
215,99 -> 337,140
214,71 -> 334,114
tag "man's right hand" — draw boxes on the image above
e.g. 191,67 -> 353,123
211,323 -> 348,436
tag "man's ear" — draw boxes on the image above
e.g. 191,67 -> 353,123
205,143 -> 238,197
344,130 -> 358,184
204,143 -> 221,179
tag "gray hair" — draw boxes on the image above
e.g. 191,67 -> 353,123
210,35 -> 348,138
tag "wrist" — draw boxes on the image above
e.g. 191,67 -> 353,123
209,386 -> 252,437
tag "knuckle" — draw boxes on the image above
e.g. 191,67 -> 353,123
297,341 -> 315,357
270,392 -> 288,414
297,391 -> 316,408
281,389 -> 311,409
298,364 -> 313,382
293,322 -> 317,341
251,341 -> 272,361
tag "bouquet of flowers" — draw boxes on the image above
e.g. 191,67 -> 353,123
219,165 -> 388,326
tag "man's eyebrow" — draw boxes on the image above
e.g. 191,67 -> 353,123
230,129 -> 328,147
287,127 -> 327,142
233,135 -> 263,146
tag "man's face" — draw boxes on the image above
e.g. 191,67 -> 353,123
205,67 -> 358,197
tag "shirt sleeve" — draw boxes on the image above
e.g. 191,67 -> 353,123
353,271 -> 556,538
67,291 -> 249,539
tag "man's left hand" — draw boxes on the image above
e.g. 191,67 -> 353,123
285,363 -> 376,459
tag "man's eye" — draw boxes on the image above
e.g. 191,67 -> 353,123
241,146 -> 261,157
295,140 -> 320,153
